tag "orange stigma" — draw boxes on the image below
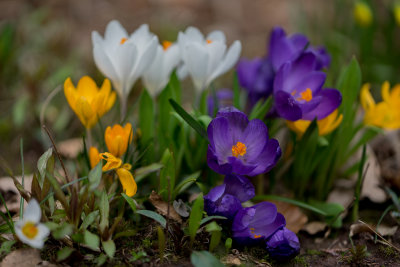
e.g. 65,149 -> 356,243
232,142 -> 246,157
298,88 -> 313,102
120,37 -> 128,45
162,41 -> 172,50
206,39 -> 212,44
22,222 -> 38,239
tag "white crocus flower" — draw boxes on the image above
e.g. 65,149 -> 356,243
15,199 -> 50,249
142,41 -> 180,98
178,27 -> 242,93
92,20 -> 158,116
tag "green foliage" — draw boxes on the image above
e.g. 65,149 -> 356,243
80,210 -> 100,231
37,148 -> 53,188
157,226 -> 166,262
225,238 -> 232,253
88,162 -> 102,191
57,247 -> 75,262
121,193 -> 137,213
0,240 -> 15,255
136,210 -> 167,228
52,222 -> 74,240
190,251 -> 224,267
188,194 -> 204,246
84,230 -> 100,250
99,190 -> 109,233
249,96 -> 273,120
102,239 -> 116,258
159,149 -> 176,200
139,89 -> 155,163
206,222 -> 222,252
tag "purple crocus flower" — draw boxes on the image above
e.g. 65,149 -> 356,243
232,202 -> 286,246
269,27 -> 330,71
266,227 -> 300,260
273,52 -> 342,121
204,175 -> 255,220
207,89 -> 233,117
207,107 -> 281,176
236,57 -> 274,106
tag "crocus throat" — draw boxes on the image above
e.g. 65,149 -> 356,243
206,39 -> 212,44
250,227 -> 262,239
162,41 -> 172,50
22,221 -> 38,239
120,38 -> 128,45
298,88 -> 313,102
232,142 -> 247,157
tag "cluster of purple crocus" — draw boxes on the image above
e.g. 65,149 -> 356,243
204,107 -> 300,260
237,27 -> 342,121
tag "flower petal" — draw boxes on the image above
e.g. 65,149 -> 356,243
302,88 -> 342,120
116,168 -> 137,197
23,199 -> 41,223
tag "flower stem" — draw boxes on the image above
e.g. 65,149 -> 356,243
120,96 -> 127,122
86,128 -> 93,149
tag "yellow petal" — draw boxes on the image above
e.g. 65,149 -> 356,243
319,113 -> 343,135
100,152 -> 122,171
124,123 -> 133,143
64,77 -> 77,112
381,81 -> 391,103
360,83 -> 375,111
286,120 -> 311,137
116,168 -> 137,197
89,147 -> 101,169
75,96 -> 96,128
76,76 -> 99,101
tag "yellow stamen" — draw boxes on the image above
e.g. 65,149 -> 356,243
232,142 -> 247,157
298,88 -> 313,102
206,39 -> 212,44
162,41 -> 172,51
120,37 -> 128,44
291,90 -> 297,96
22,222 -> 38,239
254,234 -> 262,239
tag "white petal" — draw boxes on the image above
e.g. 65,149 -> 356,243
35,223 -> 50,241
24,199 -> 41,222
91,31 -> 103,47
15,222 -> 48,249
206,30 -> 226,43
142,46 -> 164,97
177,64 -> 188,80
114,42 -> 138,97
93,44 -> 120,93
130,24 -> 154,53
129,36 -> 158,88
184,26 -> 205,43
208,40 -> 242,84
104,20 -> 128,42
184,43 -> 209,92
205,41 -> 226,77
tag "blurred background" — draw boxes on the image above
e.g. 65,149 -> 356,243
1,0 -> 400,172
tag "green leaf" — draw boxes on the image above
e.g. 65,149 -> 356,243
88,162 -> 102,191
205,221 -> 222,232
157,226 -> 166,260
200,216 -> 227,227
44,221 -> 59,231
121,193 -> 137,213
139,89 -> 155,147
57,247 -> 74,262
95,253 -> 107,266
102,239 -> 116,258
99,191 -> 109,233
80,210 -> 99,231
225,238 -> 232,253
159,149 -> 176,200
84,230 -> 100,250
0,240 -> 15,255
173,171 -> 201,199
114,230 -> 137,239
52,222 -> 74,240
136,210 -> 166,228
169,99 -> 208,140
134,163 -> 163,183
253,195 -> 328,216
249,97 -> 273,120
189,194 -> 204,246
37,148 -> 53,188
0,223 -> 12,234
190,251 -> 224,267
233,72 -> 241,109
309,200 -> 345,228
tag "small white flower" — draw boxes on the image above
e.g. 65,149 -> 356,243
178,27 -> 242,92
15,199 -> 50,249
142,41 -> 180,98
92,20 -> 158,101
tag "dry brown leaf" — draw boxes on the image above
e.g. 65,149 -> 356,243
270,200 -> 308,233
0,175 -> 32,214
0,248 -> 58,267
302,221 -> 327,235
350,222 -> 372,237
221,254 -> 242,266
149,191 -> 182,223
57,138 -> 83,158
327,180 -> 354,210
377,225 -> 398,236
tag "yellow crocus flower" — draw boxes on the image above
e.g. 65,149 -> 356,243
394,3 -> 400,27
105,123 -> 133,158
354,1 -> 373,27
89,149 -> 137,197
360,82 -> 400,129
64,76 -> 116,129
286,109 -> 343,137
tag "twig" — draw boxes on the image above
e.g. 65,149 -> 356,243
42,125 -> 71,183
358,220 -> 400,252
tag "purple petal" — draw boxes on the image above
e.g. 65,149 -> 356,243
247,139 -> 281,176
224,175 -> 255,203
274,91 -> 302,121
289,34 -> 309,51
241,119 -> 268,159
237,58 -> 263,89
302,88 -> 342,120
207,147 -> 232,175
204,184 -> 226,203
207,117 -> 233,160
228,156 -> 257,175
266,227 -> 300,260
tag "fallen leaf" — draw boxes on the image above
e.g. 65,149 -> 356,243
149,191 -> 182,223
302,221 -> 327,235
377,225 -> 398,236
270,200 -> 308,233
0,248 -> 57,267
0,175 -> 32,214
57,138 -> 83,158
327,180 -> 354,211
221,254 -> 241,266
